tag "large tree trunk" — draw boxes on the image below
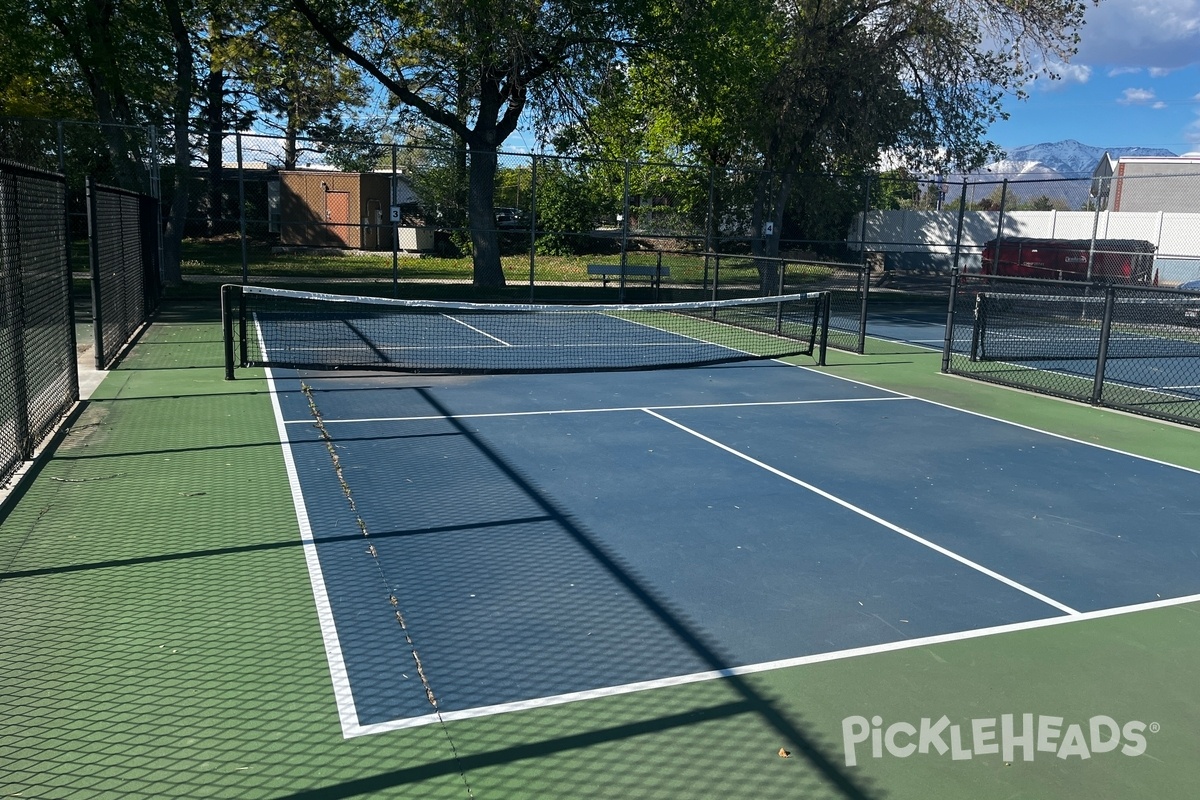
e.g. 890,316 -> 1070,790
161,0 -> 193,286
467,141 -> 504,288
205,65 -> 225,236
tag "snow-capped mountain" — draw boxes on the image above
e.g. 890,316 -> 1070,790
977,139 -> 1177,180
942,140 -> 1180,207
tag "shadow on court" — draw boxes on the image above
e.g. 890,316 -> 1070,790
288,383 -> 884,799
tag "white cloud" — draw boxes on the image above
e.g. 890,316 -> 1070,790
1153,101 -> 1168,109
1031,60 -> 1092,91
1107,67 -> 1142,77
1075,1 -> 1200,70
1148,67 -> 1173,77
1118,88 -> 1159,105
1186,117 -> 1200,145
1057,63 -> 1093,84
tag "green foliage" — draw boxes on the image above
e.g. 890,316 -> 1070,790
535,162 -> 604,255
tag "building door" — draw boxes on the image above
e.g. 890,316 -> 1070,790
324,191 -> 351,247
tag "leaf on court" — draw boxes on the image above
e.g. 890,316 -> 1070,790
778,748 -> 791,758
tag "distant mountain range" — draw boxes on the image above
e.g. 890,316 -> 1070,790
979,140 -> 1178,180
944,140 -> 1180,207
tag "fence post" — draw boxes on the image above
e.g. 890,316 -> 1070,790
704,164 -> 716,291
620,160 -> 631,302
85,176 -> 107,370
856,174 -> 875,353
529,154 -> 538,302
236,130 -> 248,284
858,174 -> 871,265
988,179 -> 1008,275
711,253 -> 721,302
1092,286 -> 1116,404
391,143 -> 400,297
1086,189 -> 1103,281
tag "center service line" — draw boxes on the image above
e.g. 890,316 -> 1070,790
640,408 -> 1080,616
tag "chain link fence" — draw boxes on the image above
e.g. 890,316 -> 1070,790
0,116 -> 160,267
943,273 -> 1200,427
179,131 -> 871,350
856,171 -> 1200,294
0,160 -> 79,488
86,179 -> 162,369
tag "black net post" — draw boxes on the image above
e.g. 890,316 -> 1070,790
1091,286 -> 1117,405
942,270 -> 960,371
221,283 -> 239,380
818,291 -> 831,366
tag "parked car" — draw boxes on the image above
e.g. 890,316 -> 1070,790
494,207 -> 529,230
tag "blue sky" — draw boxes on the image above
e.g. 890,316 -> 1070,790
988,0 -> 1200,154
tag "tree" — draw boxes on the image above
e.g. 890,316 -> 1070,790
288,0 -> 637,288
15,0 -> 197,284
219,6 -> 374,170
570,0 -> 1091,289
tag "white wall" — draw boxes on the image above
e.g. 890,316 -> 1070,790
851,210 -> 1200,259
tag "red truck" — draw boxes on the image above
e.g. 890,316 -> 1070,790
980,238 -> 1156,284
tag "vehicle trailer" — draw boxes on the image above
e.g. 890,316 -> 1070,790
980,238 -> 1156,284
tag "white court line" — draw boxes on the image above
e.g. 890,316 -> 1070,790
262,364 -> 362,740
344,591 -> 1200,738
641,407 -> 1080,616
441,313 -> 513,346
285,395 -> 912,425
791,363 -> 1200,477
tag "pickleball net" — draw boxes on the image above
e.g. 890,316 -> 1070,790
222,284 -> 831,377
971,290 -> 1200,362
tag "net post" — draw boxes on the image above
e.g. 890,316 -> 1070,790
221,284 -> 238,380
1091,286 -> 1116,404
818,291 -> 831,366
942,270 -> 959,371
238,285 -> 247,369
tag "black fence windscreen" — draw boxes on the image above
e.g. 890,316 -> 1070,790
0,159 -> 78,487
87,179 -> 160,369
943,273 -> 1200,428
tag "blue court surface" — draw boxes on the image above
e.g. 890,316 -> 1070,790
265,359 -> 1200,738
